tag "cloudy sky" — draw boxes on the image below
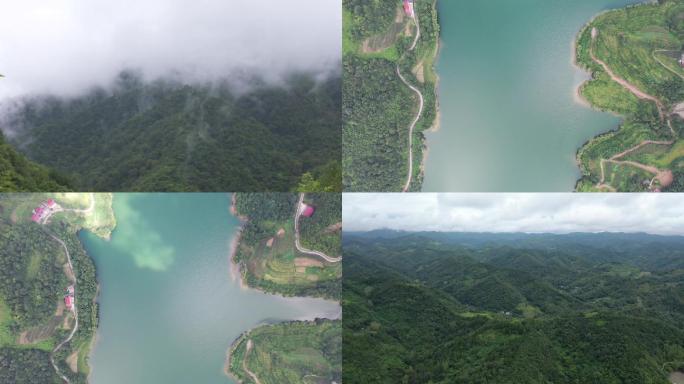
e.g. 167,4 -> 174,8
344,194 -> 684,236
0,0 -> 340,98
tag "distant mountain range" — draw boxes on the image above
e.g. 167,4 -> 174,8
343,231 -> 684,383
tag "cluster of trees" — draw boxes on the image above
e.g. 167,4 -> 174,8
343,0 -> 397,42
7,71 -> 341,192
0,132 -> 71,192
234,193 -> 298,245
0,348 -> 61,383
299,193 -> 341,257
343,232 -> 684,383
0,221 -> 66,329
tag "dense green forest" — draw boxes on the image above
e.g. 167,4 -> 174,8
299,193 -> 342,257
228,319 -> 342,384
343,0 -> 439,191
0,194 -> 114,383
576,0 -> 684,192
0,132 -> 71,192
5,71 -> 341,192
343,232 -> 684,383
233,193 -> 341,299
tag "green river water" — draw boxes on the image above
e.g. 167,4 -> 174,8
423,0 -> 644,191
82,193 -> 341,384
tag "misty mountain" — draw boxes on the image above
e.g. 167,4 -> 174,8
2,72 -> 341,191
343,232 -> 684,383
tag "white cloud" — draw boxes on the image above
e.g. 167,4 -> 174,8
0,0 -> 341,98
343,193 -> 684,236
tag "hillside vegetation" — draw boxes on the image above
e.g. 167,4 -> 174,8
5,72 -> 341,192
0,132 -> 71,192
343,0 -> 439,191
228,319 -> 342,384
343,232 -> 684,383
576,0 -> 684,191
0,194 -> 115,384
233,193 -> 341,299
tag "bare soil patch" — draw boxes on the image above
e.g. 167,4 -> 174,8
66,350 -> 78,373
294,257 -> 324,268
324,222 -> 342,234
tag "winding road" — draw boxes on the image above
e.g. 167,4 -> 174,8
46,232 -> 78,384
398,10 -> 423,192
242,339 -> 262,384
294,193 -> 342,263
589,28 -> 678,190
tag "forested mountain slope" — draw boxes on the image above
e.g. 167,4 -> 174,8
343,232 -> 684,383
0,132 -> 71,192
3,72 -> 341,192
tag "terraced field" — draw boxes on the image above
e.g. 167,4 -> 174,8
576,1 -> 684,192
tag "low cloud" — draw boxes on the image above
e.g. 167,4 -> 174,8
343,193 -> 684,236
0,0 -> 341,99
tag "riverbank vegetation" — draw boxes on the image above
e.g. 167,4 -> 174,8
3,72 -> 341,192
343,0 -> 439,191
228,319 -> 341,384
0,193 -> 114,383
343,231 -> 684,383
576,0 -> 684,191
233,193 -> 341,300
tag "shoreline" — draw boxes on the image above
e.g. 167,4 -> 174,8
228,194 -> 249,291
223,193 -> 342,382
223,318 -> 342,383
414,0 -> 441,191
570,3 -> 650,189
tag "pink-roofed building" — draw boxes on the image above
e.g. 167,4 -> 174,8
302,205 -> 315,218
403,0 -> 415,17
31,214 -> 40,223
47,199 -> 56,207
64,295 -> 74,310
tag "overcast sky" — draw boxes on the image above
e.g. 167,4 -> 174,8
344,194 -> 684,236
0,0 -> 340,98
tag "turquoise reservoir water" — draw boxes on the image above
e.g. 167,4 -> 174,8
423,0 -> 643,191
82,193 -> 340,384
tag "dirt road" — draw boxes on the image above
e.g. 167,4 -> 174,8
46,232 -> 78,384
294,193 -> 342,263
243,340 -> 262,384
398,11 -> 423,192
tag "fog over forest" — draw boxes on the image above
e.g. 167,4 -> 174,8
0,0 -> 341,99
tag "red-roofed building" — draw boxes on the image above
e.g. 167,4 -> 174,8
47,199 -> 55,207
64,295 -> 74,311
403,0 -> 415,17
302,205 -> 315,218
31,214 -> 40,223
